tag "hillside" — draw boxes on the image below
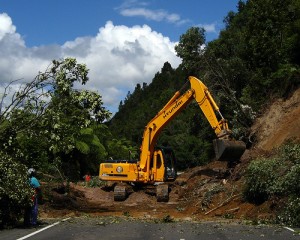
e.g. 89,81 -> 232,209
251,88 -> 300,151
40,87 -> 300,222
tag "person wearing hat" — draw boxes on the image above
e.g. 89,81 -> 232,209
24,168 -> 42,227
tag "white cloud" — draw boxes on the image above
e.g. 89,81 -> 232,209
0,14 -> 181,114
0,13 -> 17,40
117,0 -> 149,9
121,8 -> 181,23
199,23 -> 217,34
118,1 -> 189,26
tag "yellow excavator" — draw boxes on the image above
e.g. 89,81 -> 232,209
99,76 -> 246,201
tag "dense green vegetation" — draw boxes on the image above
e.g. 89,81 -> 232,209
1,0 -> 300,227
0,154 -> 33,227
244,142 -> 300,226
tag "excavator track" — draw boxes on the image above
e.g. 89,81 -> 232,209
114,185 -> 127,201
156,184 -> 169,202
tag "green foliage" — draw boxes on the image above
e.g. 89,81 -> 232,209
212,0 -> 300,108
175,27 -> 206,74
243,157 -> 282,203
0,58 -> 111,181
40,59 -> 111,178
279,143 -> 300,164
75,127 -> 106,156
201,184 -> 225,209
106,138 -> 138,160
67,125 -> 109,179
278,196 -> 300,227
244,143 -> 300,226
84,176 -> 105,188
43,58 -> 111,157
283,164 -> 300,194
0,152 -> 33,227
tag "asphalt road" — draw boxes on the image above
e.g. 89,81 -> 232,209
1,217 -> 299,240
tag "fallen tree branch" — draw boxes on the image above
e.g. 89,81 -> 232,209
204,193 -> 242,215
225,207 -> 240,213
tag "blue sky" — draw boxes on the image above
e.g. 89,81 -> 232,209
0,0 -> 239,114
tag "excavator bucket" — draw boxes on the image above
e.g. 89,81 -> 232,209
213,139 -> 246,161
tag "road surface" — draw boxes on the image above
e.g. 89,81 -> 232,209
1,216 -> 299,240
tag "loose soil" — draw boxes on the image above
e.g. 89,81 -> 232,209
40,88 -> 300,222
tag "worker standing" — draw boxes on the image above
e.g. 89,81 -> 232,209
24,168 -> 41,227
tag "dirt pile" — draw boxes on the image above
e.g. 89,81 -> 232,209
40,162 -> 272,222
41,88 -> 300,222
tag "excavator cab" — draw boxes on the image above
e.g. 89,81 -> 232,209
160,147 -> 177,181
153,147 -> 177,182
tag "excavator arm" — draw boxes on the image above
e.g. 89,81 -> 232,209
138,76 -> 246,172
190,76 -> 230,138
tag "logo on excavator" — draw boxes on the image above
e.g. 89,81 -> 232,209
163,100 -> 183,119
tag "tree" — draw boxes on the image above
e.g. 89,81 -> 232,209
0,57 -> 114,181
0,152 -> 33,227
38,58 -> 111,177
208,0 -> 300,108
71,125 -> 108,177
0,58 -> 111,177
175,27 -> 206,74
196,0 -> 300,141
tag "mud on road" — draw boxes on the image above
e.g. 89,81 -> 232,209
40,160 -> 274,223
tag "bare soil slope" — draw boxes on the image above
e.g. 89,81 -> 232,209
251,88 -> 300,151
40,88 -> 300,222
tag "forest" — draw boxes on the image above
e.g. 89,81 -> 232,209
1,0 -> 300,227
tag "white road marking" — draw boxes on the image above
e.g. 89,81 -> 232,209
16,217 -> 71,240
284,226 -> 295,232
61,217 -> 71,222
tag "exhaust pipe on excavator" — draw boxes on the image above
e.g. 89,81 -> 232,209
213,138 -> 246,161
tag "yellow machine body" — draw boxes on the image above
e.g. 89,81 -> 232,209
100,147 -> 176,183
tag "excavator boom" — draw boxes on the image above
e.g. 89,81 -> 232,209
137,76 -> 245,166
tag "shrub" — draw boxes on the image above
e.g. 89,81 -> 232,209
0,152 -> 33,227
243,157 -> 281,203
280,142 -> 300,164
282,164 -> 300,194
85,176 -> 105,188
243,142 -> 300,226
278,196 -> 300,227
